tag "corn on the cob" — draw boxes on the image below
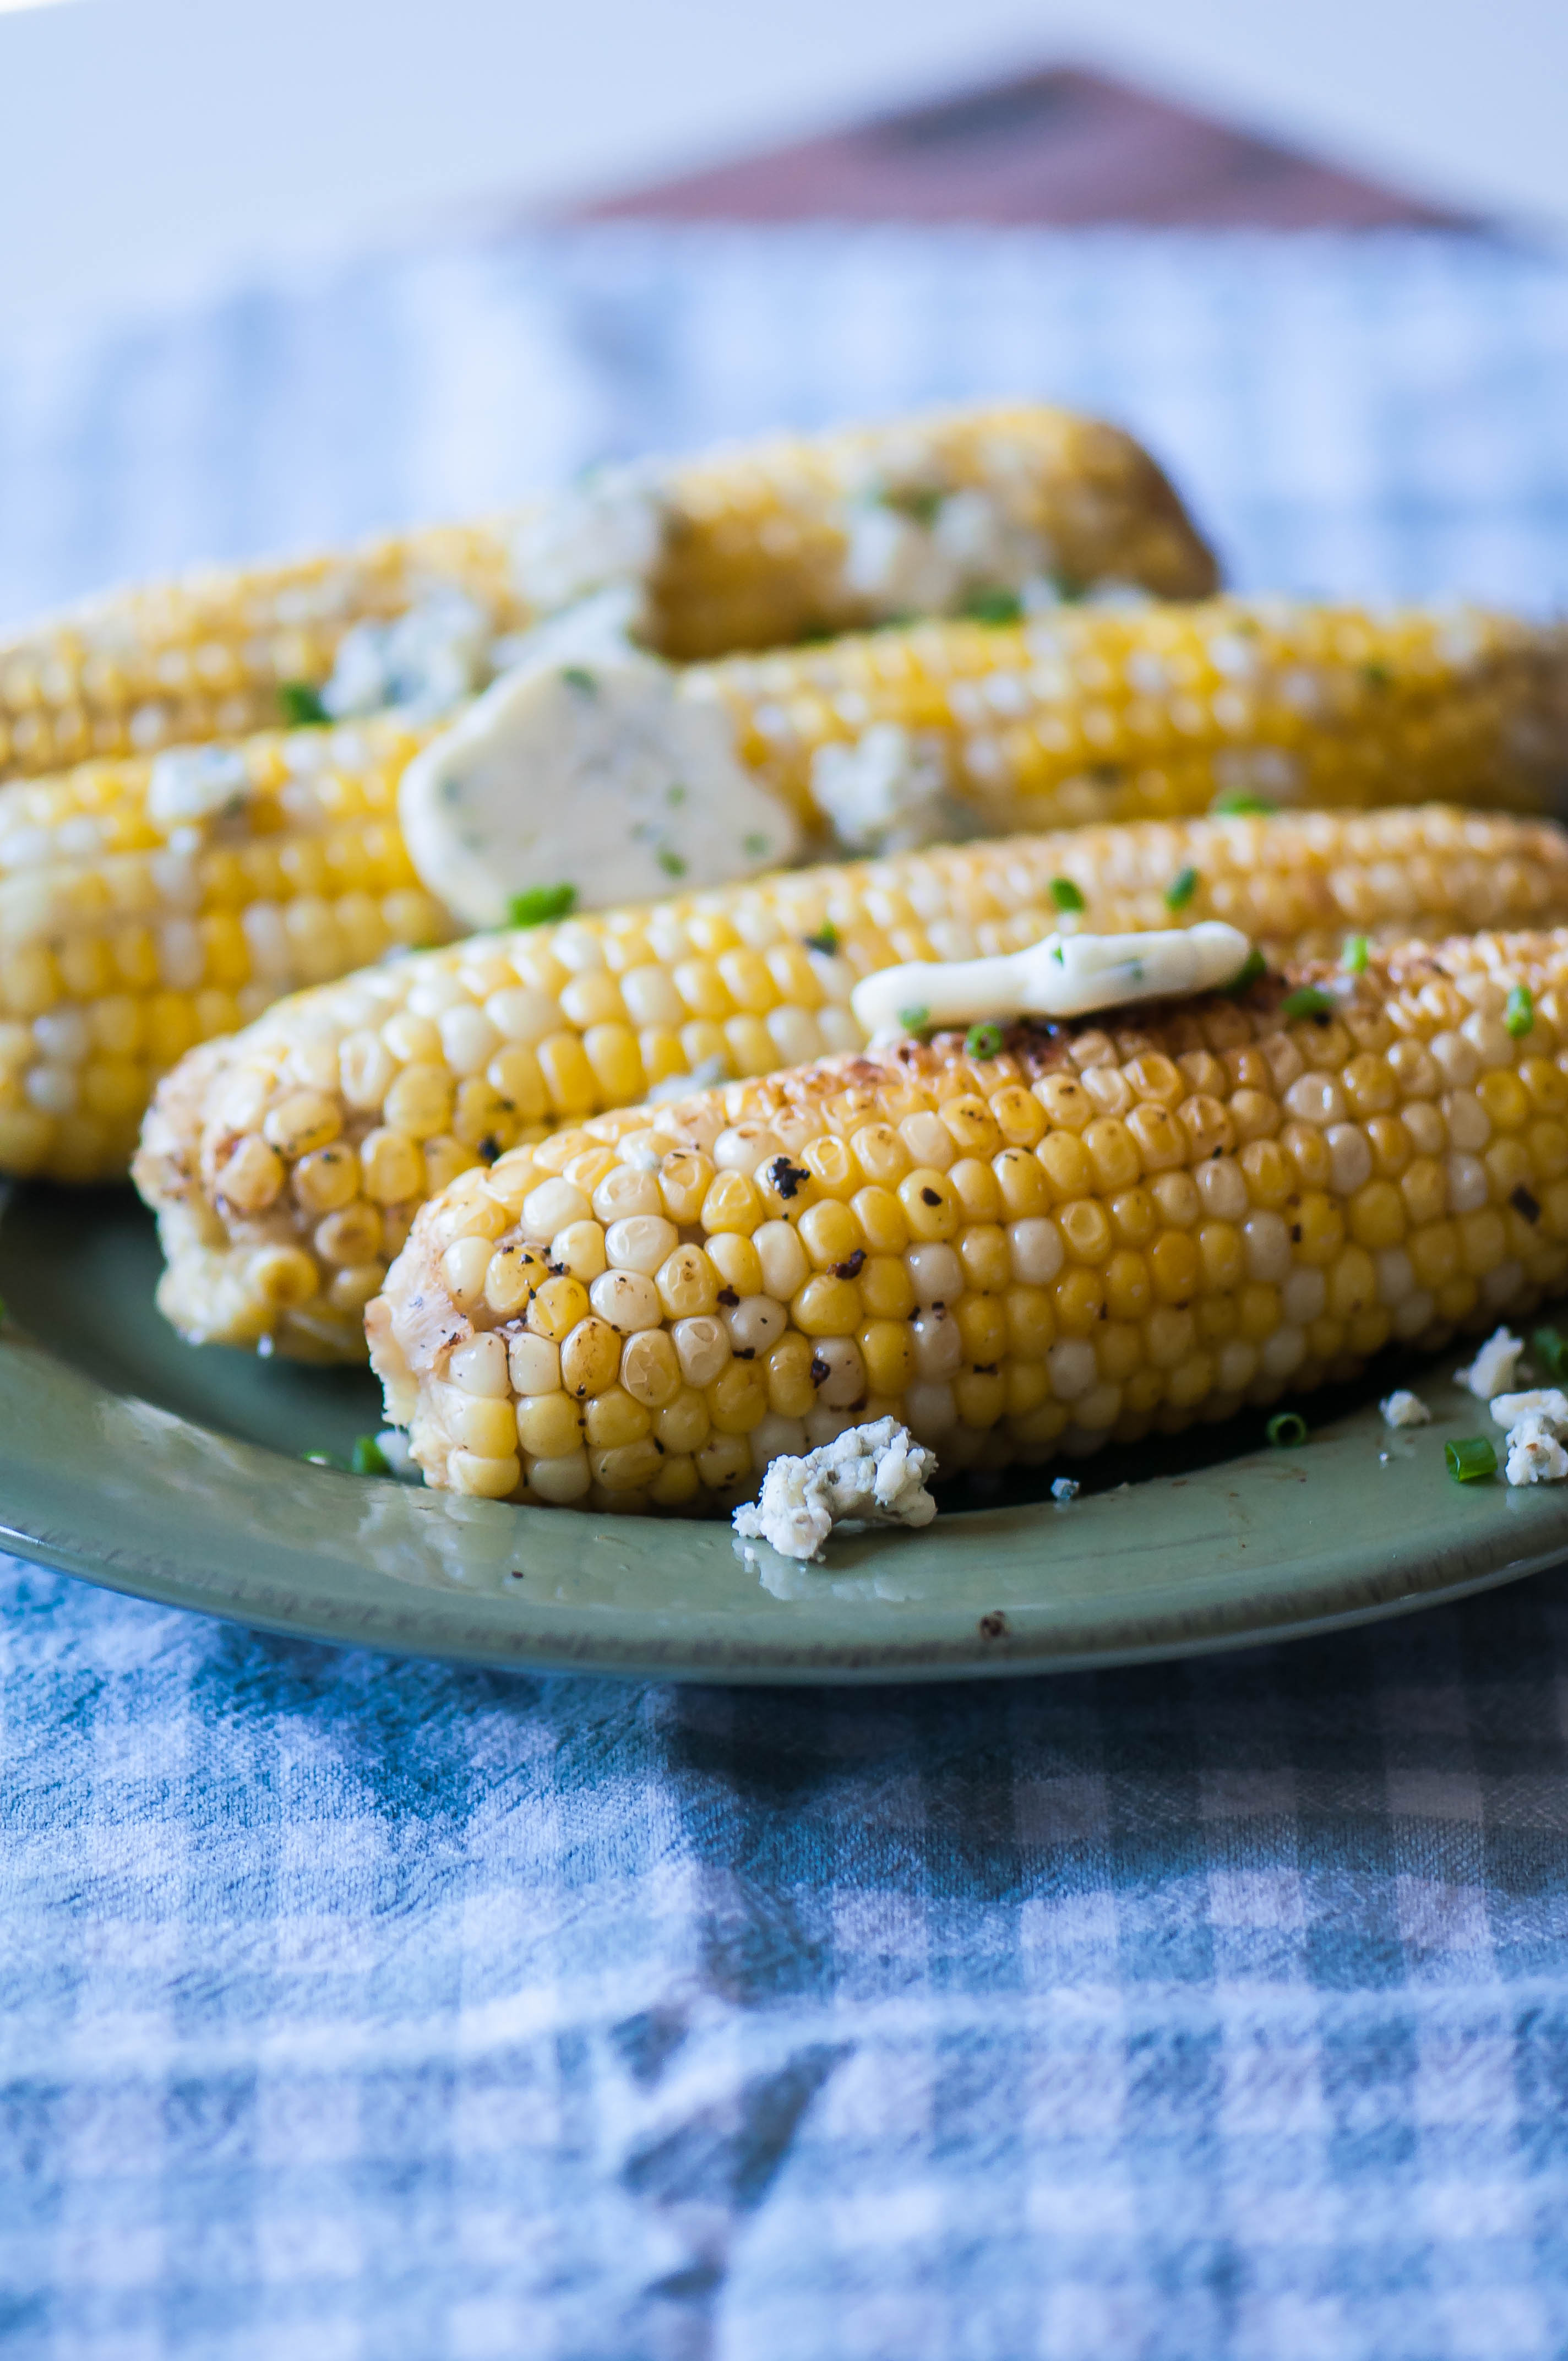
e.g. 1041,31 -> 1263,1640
706,598 -> 1568,843
0,529 -> 525,787
367,926 -> 1568,1515
134,807 -> 1568,1357
0,402 -> 1217,784
0,717 -> 453,1181
22,594 -> 1568,1185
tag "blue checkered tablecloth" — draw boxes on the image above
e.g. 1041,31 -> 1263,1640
6,229 -> 1568,2360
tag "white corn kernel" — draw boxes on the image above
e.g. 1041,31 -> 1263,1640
508,1331 -> 561,1394
605,1214 -> 679,1274
908,1243 -> 964,1305
447,1334 -> 511,1397
523,1177 -> 591,1236
526,1450 -> 592,1503
673,1315 -> 730,1387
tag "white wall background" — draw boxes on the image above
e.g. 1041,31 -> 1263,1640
1,0 -> 1567,330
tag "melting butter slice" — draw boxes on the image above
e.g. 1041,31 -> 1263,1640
851,921 -> 1254,1037
399,638 -> 801,929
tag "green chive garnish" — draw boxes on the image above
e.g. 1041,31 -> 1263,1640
965,1022 -> 1005,1060
1363,660 -> 1393,690
1049,877 -> 1086,913
505,883 -> 578,929
899,1004 -> 931,1033
351,1435 -> 391,1477
1506,984 -> 1535,1038
657,848 -> 688,879
279,681 -> 329,727
1164,866 -> 1199,912
1446,1437 -> 1498,1484
1223,948 -> 1267,995
803,923 -> 839,955
1211,791 -> 1275,817
961,587 -> 1024,626
742,832 -> 770,856
1281,985 -> 1335,1021
560,665 -> 598,695
1342,934 -> 1369,973
1534,1325 -> 1568,1380
878,485 -> 944,526
1266,1412 -> 1308,1449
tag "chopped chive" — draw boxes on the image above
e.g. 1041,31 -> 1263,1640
1363,660 -> 1393,690
657,848 -> 688,879
742,831 -> 770,857
1506,984 -> 1535,1038
505,883 -> 577,929
1281,984 -> 1335,1022
803,923 -> 839,956
1222,948 -> 1267,995
1163,865 -> 1199,912
666,783 -> 687,806
1048,877 -> 1086,913
1211,791 -> 1275,817
965,1021 -> 1005,1060
1533,1325 -> 1568,1380
279,681 -> 329,727
961,586 -> 1024,626
1342,933 -> 1370,973
1266,1412 -> 1308,1448
560,665 -> 598,695
1446,1437 -> 1498,1484
898,1003 -> 932,1033
352,1434 -> 391,1477
876,485 -> 944,527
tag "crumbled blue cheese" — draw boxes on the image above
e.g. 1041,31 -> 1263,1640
1504,1417 -> 1568,1486
1480,1385 -> 1568,1487
374,1428 -> 420,1480
146,744 -> 252,829
842,483 -> 1053,619
809,722 -> 966,853
399,644 -> 800,927
321,591 -> 496,721
850,921 -> 1251,1037
1458,1326 -> 1525,1401
732,1417 -> 938,1561
1379,1390 -> 1432,1429
510,468 -> 667,621
1489,1388 -> 1568,1431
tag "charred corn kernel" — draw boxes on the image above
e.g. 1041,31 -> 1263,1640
368,924 -> 1568,1506
141,807 -> 1568,1350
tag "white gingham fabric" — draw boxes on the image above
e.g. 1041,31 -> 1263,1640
5,229 -> 1568,2359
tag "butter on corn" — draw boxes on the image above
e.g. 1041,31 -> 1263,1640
395,596 -> 1568,929
0,401 -> 1217,783
368,925 -> 1568,1516
134,806 -> 1568,1357
13,593 -> 1568,1186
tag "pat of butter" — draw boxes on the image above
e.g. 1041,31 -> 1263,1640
850,921 -> 1253,1036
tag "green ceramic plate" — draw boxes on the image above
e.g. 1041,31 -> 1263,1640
1,1180 -> 1564,1683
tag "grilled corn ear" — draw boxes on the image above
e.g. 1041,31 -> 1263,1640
367,925 -> 1568,1514
0,401 -> 1216,782
135,806 -> 1568,1356
23,590 -> 1568,1184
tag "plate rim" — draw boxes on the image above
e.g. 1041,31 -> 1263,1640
4,1315 -> 1567,1684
